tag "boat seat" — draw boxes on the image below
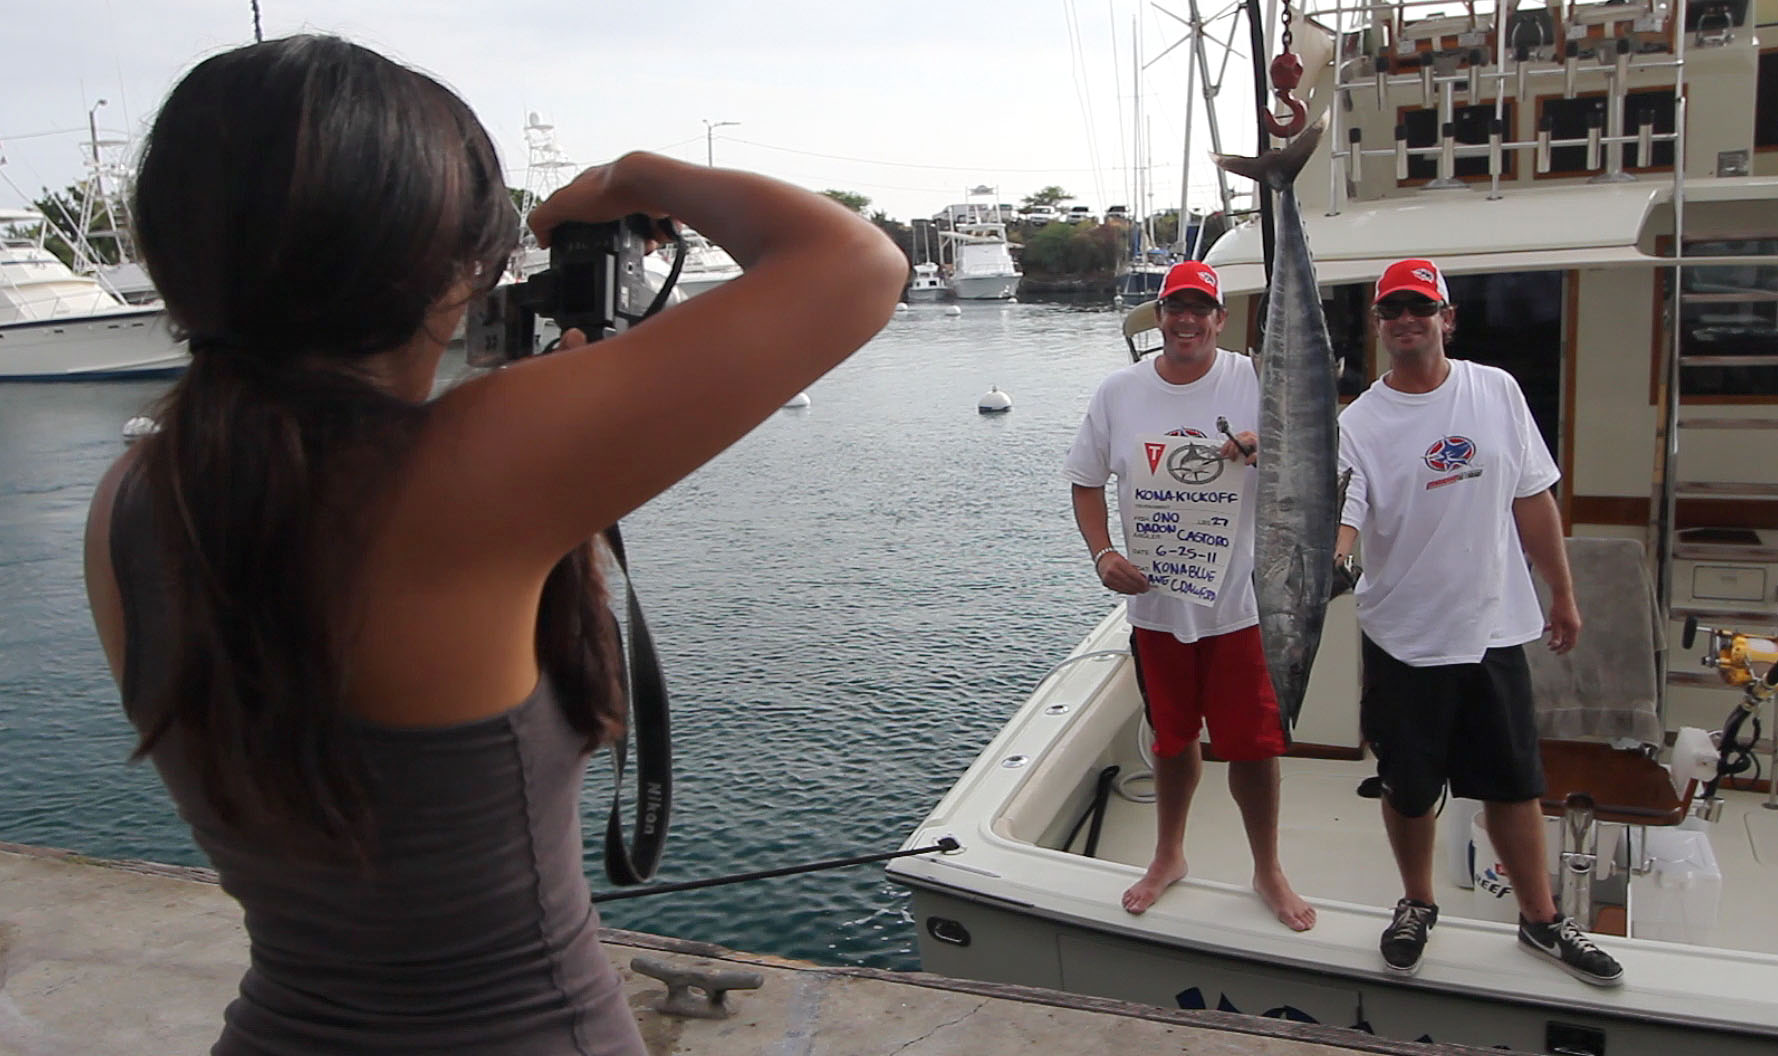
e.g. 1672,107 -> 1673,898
1523,536 -> 1685,823
1538,739 -> 1690,826
1526,537 -> 1664,747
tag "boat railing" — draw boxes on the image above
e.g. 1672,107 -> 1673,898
1305,0 -> 1707,212
0,277 -> 125,322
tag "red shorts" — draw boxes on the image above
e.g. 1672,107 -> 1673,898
1130,625 -> 1286,762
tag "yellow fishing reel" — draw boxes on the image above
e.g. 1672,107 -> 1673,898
1682,615 -> 1777,801
1681,615 -> 1778,693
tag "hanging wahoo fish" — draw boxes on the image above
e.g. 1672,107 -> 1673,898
1212,15 -> 1340,738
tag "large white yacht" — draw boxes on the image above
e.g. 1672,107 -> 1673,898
940,211 -> 1022,301
0,209 -> 183,380
890,1 -> 1778,1053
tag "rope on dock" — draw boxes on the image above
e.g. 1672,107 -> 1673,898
591,837 -> 960,903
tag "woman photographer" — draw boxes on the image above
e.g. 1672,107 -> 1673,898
82,35 -> 904,1055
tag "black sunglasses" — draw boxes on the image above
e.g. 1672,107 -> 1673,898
1159,297 -> 1220,317
1372,300 -> 1445,320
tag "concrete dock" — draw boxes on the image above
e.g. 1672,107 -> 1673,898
0,842 -> 1493,1055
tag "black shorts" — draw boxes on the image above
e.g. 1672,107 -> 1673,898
1359,636 -> 1544,818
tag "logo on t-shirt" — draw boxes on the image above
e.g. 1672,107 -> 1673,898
1423,435 -> 1484,490
1423,435 -> 1476,472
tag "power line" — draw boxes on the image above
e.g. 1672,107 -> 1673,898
722,135 -> 1109,175
0,127 -> 90,142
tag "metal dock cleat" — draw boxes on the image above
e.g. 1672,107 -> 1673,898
631,955 -> 763,1019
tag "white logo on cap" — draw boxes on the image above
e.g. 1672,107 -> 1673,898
1198,270 -> 1216,287
1412,267 -> 1436,283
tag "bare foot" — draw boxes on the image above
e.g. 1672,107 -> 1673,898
1254,869 -> 1316,931
1122,857 -> 1187,915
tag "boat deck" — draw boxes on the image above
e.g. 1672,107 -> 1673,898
1071,751 -> 1778,956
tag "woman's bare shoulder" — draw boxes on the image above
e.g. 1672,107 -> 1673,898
84,445 -> 144,685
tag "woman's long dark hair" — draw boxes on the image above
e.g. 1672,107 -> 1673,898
129,35 -> 623,861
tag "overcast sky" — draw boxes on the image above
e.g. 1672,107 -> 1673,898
2,0 -> 1271,225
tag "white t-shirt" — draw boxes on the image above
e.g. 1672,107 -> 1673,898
1063,350 -> 1260,642
1337,358 -> 1561,666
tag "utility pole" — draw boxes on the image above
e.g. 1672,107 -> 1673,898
702,119 -> 738,166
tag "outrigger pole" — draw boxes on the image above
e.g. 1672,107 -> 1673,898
1244,0 -> 1277,283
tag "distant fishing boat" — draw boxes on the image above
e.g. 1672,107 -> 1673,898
906,261 -> 945,302
0,208 -> 183,380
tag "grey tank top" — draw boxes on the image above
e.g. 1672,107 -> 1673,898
109,468 -> 647,1056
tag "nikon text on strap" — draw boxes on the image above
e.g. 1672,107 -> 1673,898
600,522 -> 672,885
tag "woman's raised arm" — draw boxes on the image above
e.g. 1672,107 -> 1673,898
406,152 -> 907,571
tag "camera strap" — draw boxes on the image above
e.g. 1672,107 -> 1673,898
599,521 -> 672,885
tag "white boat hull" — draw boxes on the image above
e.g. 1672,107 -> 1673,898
904,884 -> 1772,1055
0,308 -> 187,380
674,269 -> 742,299
948,274 -> 1020,300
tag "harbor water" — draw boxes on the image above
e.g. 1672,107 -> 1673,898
0,300 -> 1132,972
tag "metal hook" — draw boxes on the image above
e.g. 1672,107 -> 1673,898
1264,49 -> 1307,139
1264,91 -> 1308,138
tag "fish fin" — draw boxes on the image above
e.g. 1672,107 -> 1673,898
1212,120 -> 1326,191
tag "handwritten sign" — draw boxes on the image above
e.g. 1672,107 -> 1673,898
1125,433 -> 1246,607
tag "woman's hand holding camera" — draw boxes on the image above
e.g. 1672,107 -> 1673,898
528,152 -> 671,248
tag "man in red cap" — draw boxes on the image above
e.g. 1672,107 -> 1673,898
1333,258 -> 1622,985
1063,261 -> 1316,931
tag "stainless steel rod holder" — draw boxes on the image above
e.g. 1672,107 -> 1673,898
1558,792 -> 1599,927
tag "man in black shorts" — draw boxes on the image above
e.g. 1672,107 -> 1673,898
1333,259 -> 1622,986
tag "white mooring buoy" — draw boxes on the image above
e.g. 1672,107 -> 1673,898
894,302 -> 910,312
977,386 -> 1012,415
121,415 -> 160,444
944,305 -> 962,317
783,391 -> 811,409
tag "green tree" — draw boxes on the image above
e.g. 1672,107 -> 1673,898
16,183 -> 125,269
1151,209 -> 1180,249
1018,221 -> 1120,277
820,190 -> 872,214
1020,185 -> 1071,210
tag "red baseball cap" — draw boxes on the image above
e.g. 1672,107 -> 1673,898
1373,258 -> 1449,304
1158,262 -> 1223,305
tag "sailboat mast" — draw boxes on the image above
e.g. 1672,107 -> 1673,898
1131,15 -> 1143,259
1178,6 -> 1197,257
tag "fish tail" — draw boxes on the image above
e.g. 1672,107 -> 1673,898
1213,120 -> 1325,191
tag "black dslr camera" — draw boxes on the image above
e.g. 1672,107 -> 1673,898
466,216 -> 677,366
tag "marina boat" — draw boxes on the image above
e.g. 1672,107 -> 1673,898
1115,247 -> 1173,301
941,218 -> 1022,301
0,208 -> 183,380
906,261 -> 946,302
889,0 -> 1778,1052
665,228 -> 743,298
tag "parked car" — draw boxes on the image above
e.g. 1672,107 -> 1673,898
1019,205 -> 1061,225
1065,205 -> 1097,224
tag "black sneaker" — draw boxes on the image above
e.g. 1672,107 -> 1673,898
1518,915 -> 1625,987
1380,898 -> 1438,975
